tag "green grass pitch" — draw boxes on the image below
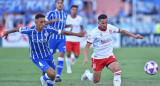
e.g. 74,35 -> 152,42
0,47 -> 160,86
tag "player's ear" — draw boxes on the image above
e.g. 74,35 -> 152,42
98,21 -> 100,25
35,19 -> 38,24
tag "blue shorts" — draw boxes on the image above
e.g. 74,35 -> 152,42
32,55 -> 55,72
49,38 -> 66,54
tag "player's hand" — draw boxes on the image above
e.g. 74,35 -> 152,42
2,31 -> 9,39
78,30 -> 85,37
134,34 -> 143,39
82,58 -> 88,67
52,18 -> 59,22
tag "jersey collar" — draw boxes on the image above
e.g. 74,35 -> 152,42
98,26 -> 107,31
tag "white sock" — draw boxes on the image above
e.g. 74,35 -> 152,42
47,80 -> 55,85
86,72 -> 93,82
65,56 -> 71,70
113,71 -> 121,86
71,53 -> 75,59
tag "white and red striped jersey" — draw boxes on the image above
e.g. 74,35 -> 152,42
87,24 -> 120,59
65,14 -> 82,42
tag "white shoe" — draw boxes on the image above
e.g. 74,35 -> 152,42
67,69 -> 72,74
81,69 -> 90,81
40,76 -> 47,86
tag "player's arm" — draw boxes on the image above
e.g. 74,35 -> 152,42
65,24 -> 73,31
80,25 -> 84,31
119,29 -> 143,39
60,30 -> 84,37
83,42 -> 91,67
45,18 -> 59,25
2,27 -> 19,39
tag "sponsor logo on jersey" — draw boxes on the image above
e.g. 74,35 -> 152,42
101,39 -> 112,44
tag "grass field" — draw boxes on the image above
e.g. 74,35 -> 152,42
0,47 -> 160,86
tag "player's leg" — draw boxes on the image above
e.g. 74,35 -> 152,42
107,56 -> 121,86
46,55 -> 56,86
32,59 -> 55,86
71,42 -> 80,64
55,39 -> 66,82
81,58 -> 105,83
65,41 -> 72,73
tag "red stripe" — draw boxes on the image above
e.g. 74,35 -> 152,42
87,41 -> 92,44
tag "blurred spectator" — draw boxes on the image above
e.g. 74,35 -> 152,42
151,6 -> 158,15
79,0 -> 97,25
0,5 -> 6,22
24,10 -> 31,26
43,6 -> 51,15
17,19 -> 23,28
4,12 -> 14,30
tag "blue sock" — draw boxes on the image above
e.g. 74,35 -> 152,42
57,57 -> 64,76
47,83 -> 53,86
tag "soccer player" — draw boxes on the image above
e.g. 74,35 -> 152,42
45,0 -> 70,82
2,14 -> 84,86
81,14 -> 143,86
65,5 -> 84,74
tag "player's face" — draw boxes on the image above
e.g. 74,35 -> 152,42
71,7 -> 77,16
98,18 -> 108,30
35,18 -> 46,31
56,0 -> 64,11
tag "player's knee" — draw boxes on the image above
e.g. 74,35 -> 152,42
75,55 -> 79,58
49,71 -> 56,80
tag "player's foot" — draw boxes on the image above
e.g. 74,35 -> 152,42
71,59 -> 76,65
55,76 -> 62,82
40,76 -> 47,86
81,69 -> 90,81
67,69 -> 72,74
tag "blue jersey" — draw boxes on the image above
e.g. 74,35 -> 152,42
45,9 -> 67,40
19,26 -> 60,60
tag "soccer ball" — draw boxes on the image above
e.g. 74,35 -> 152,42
144,61 -> 159,75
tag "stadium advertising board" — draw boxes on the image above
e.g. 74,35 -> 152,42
121,34 -> 160,47
2,32 -> 29,47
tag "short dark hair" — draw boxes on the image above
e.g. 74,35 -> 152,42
55,0 -> 64,3
35,14 -> 45,19
98,14 -> 108,21
71,5 -> 78,9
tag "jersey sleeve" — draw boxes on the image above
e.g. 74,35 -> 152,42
87,32 -> 96,44
19,27 -> 31,34
110,24 -> 120,33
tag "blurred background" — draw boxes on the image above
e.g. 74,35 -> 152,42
0,0 -> 160,47
0,0 -> 160,86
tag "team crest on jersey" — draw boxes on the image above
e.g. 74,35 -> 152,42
44,31 -> 49,37
77,19 -> 80,22
100,33 -> 103,36
109,30 -> 112,34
